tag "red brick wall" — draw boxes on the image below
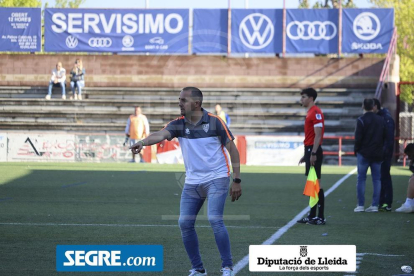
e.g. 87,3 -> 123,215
0,54 -> 384,88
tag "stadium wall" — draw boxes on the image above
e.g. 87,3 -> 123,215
0,54 -> 383,88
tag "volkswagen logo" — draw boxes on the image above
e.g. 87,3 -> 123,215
287,21 -> 337,40
239,13 -> 274,50
122,35 -> 134,47
65,35 -> 78,49
353,12 -> 381,41
88,37 -> 112,48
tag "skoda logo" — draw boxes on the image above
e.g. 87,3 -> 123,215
65,35 -> 78,49
239,13 -> 274,50
88,37 -> 112,48
287,21 -> 337,40
122,35 -> 134,47
353,12 -> 381,41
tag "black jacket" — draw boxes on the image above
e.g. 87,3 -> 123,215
354,111 -> 386,161
377,108 -> 395,157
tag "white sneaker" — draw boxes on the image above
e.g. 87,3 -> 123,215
395,204 -> 414,213
365,206 -> 378,212
188,269 -> 207,276
78,95 -> 82,100
62,95 -> 66,100
354,206 -> 365,212
221,267 -> 233,276
45,95 -> 51,100
74,94 -> 78,100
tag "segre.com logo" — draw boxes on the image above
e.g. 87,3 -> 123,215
56,245 -> 163,272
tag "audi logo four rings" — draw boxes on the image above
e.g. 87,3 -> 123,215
287,21 -> 337,40
88,37 -> 112,47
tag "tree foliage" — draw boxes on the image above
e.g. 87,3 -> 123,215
299,0 -> 310,9
370,0 -> 414,103
0,0 -> 41,7
54,0 -> 85,8
311,0 -> 356,8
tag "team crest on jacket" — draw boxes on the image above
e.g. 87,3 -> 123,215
202,123 -> 209,133
316,114 -> 322,120
185,128 -> 190,135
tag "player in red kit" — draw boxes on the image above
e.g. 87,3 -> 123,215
297,88 -> 326,225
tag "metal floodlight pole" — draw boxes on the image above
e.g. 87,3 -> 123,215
228,0 -> 231,56
282,0 -> 286,57
338,0 -> 342,57
245,0 -> 248,9
145,0 -> 149,9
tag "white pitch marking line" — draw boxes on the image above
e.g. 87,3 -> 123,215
347,252 -> 404,275
358,253 -> 404,257
0,222 -> 280,230
233,168 -> 358,275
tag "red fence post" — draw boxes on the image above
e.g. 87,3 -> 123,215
403,139 -> 407,167
235,136 -> 247,165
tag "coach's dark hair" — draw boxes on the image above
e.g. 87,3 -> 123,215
404,143 -> 414,154
373,98 -> 381,109
300,88 -> 317,101
183,87 -> 203,105
363,98 -> 374,111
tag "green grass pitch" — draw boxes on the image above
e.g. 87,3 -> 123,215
0,163 -> 412,276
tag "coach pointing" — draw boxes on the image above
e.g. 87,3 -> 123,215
130,87 -> 241,276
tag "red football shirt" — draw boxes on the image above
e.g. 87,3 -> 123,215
304,105 -> 325,146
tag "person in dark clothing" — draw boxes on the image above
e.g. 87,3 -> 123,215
395,144 -> 414,213
354,98 -> 386,213
373,98 -> 395,211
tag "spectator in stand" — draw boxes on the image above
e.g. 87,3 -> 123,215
215,104 -> 231,126
45,62 -> 66,100
70,59 -> 86,101
354,98 -> 386,213
373,98 -> 395,211
124,107 -> 150,163
395,143 -> 414,213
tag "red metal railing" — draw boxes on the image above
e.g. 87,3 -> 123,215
324,136 -> 355,166
324,135 -> 414,167
375,27 -> 398,99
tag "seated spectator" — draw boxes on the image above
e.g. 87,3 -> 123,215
215,104 -> 231,126
70,59 -> 86,100
45,62 -> 66,100
395,143 -> 414,213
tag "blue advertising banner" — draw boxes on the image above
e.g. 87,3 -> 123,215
286,9 -> 338,54
0,8 -> 41,52
192,9 -> 228,54
44,8 -> 189,53
342,9 -> 394,53
56,245 -> 163,272
231,9 -> 283,54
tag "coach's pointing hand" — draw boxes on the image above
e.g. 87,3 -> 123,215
130,140 -> 144,154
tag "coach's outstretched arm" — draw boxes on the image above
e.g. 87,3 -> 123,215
226,140 -> 242,202
130,129 -> 171,154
